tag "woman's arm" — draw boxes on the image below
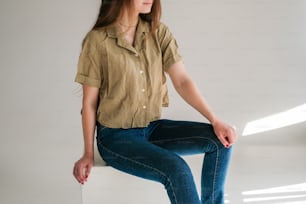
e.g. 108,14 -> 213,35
167,60 -> 237,147
73,85 -> 99,184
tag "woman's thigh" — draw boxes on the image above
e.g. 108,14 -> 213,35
96,125 -> 193,183
148,119 -> 224,155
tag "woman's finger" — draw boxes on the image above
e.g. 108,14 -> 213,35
227,127 -> 238,144
216,131 -> 230,148
85,163 -> 92,179
74,163 -> 85,184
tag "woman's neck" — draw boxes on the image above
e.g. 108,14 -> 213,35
116,9 -> 140,46
118,19 -> 138,28
118,9 -> 139,28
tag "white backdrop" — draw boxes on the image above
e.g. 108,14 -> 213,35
0,0 -> 305,204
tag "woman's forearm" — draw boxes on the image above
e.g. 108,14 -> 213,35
174,78 -> 217,124
81,105 -> 96,158
80,85 -> 99,158
73,85 -> 99,184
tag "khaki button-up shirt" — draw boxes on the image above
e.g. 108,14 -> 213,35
75,18 -> 182,128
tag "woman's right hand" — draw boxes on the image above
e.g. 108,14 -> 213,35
73,155 -> 94,185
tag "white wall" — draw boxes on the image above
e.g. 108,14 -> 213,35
0,0 -> 305,204
162,0 -> 306,127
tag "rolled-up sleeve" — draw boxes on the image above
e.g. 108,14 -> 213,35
75,31 -> 103,88
157,23 -> 182,71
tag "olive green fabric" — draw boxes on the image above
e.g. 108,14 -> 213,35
75,18 -> 182,128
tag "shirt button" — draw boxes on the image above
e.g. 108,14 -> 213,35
141,89 -> 145,92
142,105 -> 147,109
135,53 -> 139,57
140,70 -> 144,74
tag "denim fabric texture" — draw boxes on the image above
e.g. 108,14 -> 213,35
96,119 -> 232,204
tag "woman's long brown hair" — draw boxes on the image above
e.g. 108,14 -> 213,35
92,0 -> 161,33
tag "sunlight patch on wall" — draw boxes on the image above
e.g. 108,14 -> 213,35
242,183 -> 306,203
242,183 -> 306,195
276,200 -> 306,204
243,195 -> 306,203
242,103 -> 306,136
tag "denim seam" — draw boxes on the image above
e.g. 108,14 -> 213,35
99,143 -> 179,204
201,137 -> 219,204
152,136 -> 220,204
212,142 -> 219,204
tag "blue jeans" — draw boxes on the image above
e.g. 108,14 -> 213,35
96,119 -> 232,204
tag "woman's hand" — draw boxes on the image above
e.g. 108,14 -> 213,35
212,119 -> 238,148
73,155 -> 94,185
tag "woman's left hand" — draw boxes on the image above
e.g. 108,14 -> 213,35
212,119 -> 238,148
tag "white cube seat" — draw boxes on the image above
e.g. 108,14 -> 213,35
81,143 -> 169,204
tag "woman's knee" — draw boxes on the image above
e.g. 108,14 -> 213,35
162,156 -> 193,181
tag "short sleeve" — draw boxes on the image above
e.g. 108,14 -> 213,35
74,31 -> 103,88
157,23 -> 183,71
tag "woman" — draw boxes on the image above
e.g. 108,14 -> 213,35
73,0 -> 237,203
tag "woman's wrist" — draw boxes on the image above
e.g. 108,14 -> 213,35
83,151 -> 94,159
208,115 -> 218,126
